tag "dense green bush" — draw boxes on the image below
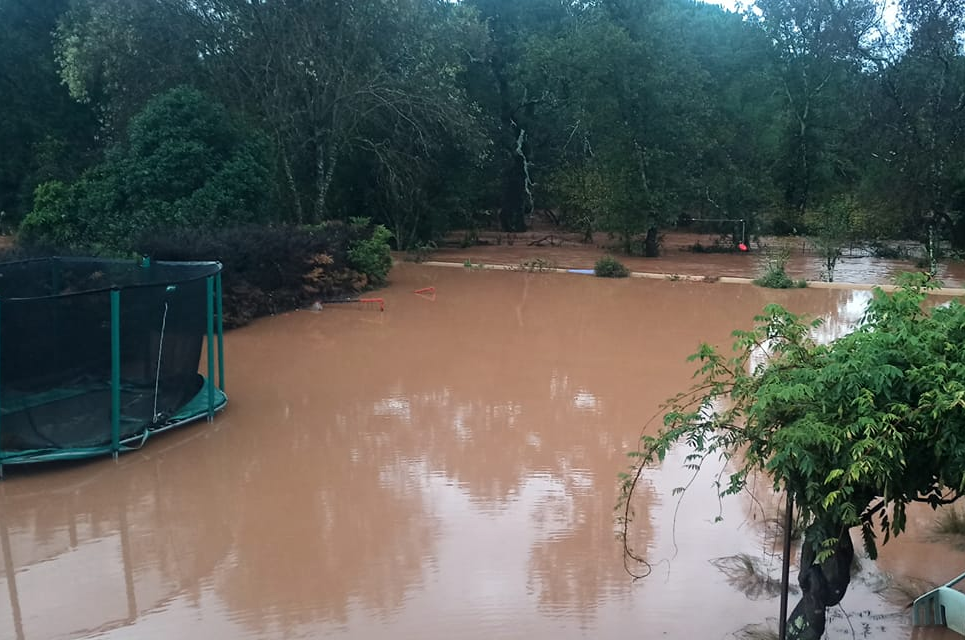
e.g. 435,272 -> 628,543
347,217 -> 393,286
20,87 -> 271,253
594,255 -> 630,278
138,223 -> 382,327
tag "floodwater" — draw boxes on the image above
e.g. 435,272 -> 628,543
436,231 -> 965,287
0,264 -> 963,639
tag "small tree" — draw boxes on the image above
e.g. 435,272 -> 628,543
620,273 -> 965,639
806,196 -> 856,282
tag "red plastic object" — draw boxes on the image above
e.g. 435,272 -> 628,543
738,243 -> 748,252
359,298 -> 385,312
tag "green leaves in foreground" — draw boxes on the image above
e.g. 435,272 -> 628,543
620,272 -> 965,571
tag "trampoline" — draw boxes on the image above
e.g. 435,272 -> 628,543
0,257 -> 227,472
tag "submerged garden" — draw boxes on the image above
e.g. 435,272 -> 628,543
3,0 -> 965,638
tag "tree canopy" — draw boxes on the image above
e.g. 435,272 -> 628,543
3,0 -> 965,252
20,87 -> 272,251
620,274 -> 965,638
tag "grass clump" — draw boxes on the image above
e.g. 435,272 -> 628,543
753,246 -> 806,289
732,622 -> 779,640
518,257 -> 557,273
935,507 -> 965,535
930,506 -> 965,550
710,554 -> 797,601
594,255 -> 630,278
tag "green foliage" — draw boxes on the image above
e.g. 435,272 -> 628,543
347,217 -> 394,287
19,181 -> 75,247
8,0 -> 962,256
594,255 -> 629,278
0,0 -> 97,222
20,87 -> 271,252
620,272 -> 965,632
753,246 -> 806,289
805,196 -> 859,282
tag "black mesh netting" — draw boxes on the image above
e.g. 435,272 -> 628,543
0,258 -> 221,453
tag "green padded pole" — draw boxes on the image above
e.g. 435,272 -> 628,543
216,271 -> 225,392
206,276 -> 215,421
111,289 -> 121,456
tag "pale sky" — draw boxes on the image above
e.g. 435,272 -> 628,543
700,0 -> 741,11
699,0 -> 901,24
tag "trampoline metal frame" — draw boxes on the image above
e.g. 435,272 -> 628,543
0,264 -> 227,474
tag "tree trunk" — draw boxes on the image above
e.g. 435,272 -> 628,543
499,151 -> 528,232
787,526 -> 854,640
280,148 -> 303,224
645,226 -> 659,257
314,140 -> 337,223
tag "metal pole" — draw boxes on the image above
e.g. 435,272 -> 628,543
215,271 -> 225,393
779,492 -> 794,640
206,276 -> 215,421
111,289 -> 121,457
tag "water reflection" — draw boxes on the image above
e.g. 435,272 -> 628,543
0,266 -> 955,639
811,289 -> 873,345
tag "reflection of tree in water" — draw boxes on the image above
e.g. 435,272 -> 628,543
333,369 -> 659,619
289,269 -> 697,620
0,428 -> 235,639
215,414 -> 439,632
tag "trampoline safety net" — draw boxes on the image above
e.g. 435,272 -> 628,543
0,257 -> 227,466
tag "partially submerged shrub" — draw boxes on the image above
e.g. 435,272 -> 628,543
137,223 -> 373,327
732,622 -> 779,640
753,246 -> 806,289
594,255 -> 629,278
405,240 -> 437,263
518,257 -> 557,272
935,506 -> 965,535
687,240 -> 737,254
347,217 -> 393,286
710,554 -> 798,601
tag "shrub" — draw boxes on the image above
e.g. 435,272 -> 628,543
19,181 -> 77,247
594,255 -> 629,278
137,223 -> 370,327
405,240 -> 437,263
20,87 -> 272,253
347,217 -> 393,286
753,247 -> 806,289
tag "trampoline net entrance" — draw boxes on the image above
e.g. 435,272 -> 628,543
0,257 -> 227,466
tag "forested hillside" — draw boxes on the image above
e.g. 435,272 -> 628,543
2,0 -> 963,255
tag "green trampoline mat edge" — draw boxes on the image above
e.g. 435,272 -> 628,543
0,379 -> 227,465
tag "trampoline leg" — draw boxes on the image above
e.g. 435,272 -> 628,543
216,272 -> 225,393
206,277 -> 215,422
111,289 -> 122,456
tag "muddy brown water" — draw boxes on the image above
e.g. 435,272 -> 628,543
0,264 -> 962,639
435,231 -> 965,287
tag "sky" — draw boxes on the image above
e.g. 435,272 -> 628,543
700,0 -> 741,11
698,0 -> 902,28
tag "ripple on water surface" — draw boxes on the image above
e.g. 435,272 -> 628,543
0,264 -> 962,639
